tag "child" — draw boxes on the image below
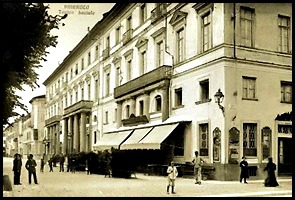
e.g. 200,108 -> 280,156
166,161 -> 178,194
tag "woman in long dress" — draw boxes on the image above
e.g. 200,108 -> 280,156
264,157 -> 279,187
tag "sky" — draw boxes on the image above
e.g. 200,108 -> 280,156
11,3 -> 115,122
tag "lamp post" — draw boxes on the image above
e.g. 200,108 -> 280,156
214,88 -> 225,114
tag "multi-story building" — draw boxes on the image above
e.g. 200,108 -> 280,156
4,117 -> 22,157
43,3 -> 292,180
4,95 -> 46,159
28,95 -> 46,159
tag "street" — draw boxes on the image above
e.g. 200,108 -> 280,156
3,157 -> 292,197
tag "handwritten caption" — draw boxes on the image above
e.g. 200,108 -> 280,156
59,4 -> 95,15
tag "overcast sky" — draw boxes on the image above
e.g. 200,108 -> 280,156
12,3 -> 115,122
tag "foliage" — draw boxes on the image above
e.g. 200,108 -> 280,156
2,3 -> 67,127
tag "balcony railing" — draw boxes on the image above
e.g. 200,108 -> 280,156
122,29 -> 133,45
45,115 -> 62,126
63,100 -> 93,116
151,3 -> 167,24
114,65 -> 172,99
102,47 -> 110,60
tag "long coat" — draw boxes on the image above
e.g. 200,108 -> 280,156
264,162 -> 279,187
13,158 -> 22,172
239,160 -> 249,178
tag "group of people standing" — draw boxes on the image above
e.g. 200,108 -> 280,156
12,153 -> 38,185
165,151 -> 280,195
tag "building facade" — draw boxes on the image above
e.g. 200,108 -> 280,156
4,95 -> 46,159
43,3 -> 292,180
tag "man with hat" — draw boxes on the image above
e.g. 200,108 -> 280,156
12,153 -> 22,185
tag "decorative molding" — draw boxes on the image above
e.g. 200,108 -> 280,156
169,10 -> 188,26
192,3 -> 214,14
123,48 -> 134,58
135,38 -> 148,48
151,27 -> 166,38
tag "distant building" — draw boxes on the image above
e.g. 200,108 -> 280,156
43,3 -> 292,180
5,95 -> 46,159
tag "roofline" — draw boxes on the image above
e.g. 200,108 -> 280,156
29,94 -> 46,104
43,3 -> 130,86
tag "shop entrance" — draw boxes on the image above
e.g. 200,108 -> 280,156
278,137 -> 292,176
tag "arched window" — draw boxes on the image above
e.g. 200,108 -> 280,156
155,95 -> 162,112
125,105 -> 130,119
93,115 -> 97,122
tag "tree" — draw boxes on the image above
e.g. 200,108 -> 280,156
2,3 -> 67,127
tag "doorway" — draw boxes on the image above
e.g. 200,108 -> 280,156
278,137 -> 292,176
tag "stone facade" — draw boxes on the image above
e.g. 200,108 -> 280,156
41,3 -> 292,180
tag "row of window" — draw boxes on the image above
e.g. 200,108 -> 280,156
48,4 -> 291,101
46,75 -> 292,119
199,123 -> 284,160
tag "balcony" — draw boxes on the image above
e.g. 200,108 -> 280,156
45,115 -> 62,126
122,114 -> 149,127
114,65 -> 172,99
122,29 -> 133,45
151,4 -> 167,24
63,100 -> 93,116
102,47 -> 110,60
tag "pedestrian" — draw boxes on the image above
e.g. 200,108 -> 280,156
48,157 -> 54,172
12,153 -> 22,185
192,150 -> 203,185
85,159 -> 90,175
59,153 -> 65,172
65,154 -> 69,172
52,153 -> 56,167
67,154 -> 71,172
104,150 -> 112,177
25,154 -> 38,184
264,157 -> 279,187
239,156 -> 249,183
71,155 -> 76,173
40,158 -> 45,172
166,161 -> 178,194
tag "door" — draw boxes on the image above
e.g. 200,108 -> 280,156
278,137 -> 292,176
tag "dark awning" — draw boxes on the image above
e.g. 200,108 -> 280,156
93,130 -> 133,151
120,127 -> 153,150
121,123 -> 180,150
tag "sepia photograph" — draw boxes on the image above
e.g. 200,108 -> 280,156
3,3 -> 292,197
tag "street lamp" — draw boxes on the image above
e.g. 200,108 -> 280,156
214,88 -> 224,114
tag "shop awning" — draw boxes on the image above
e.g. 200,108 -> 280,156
93,130 -> 133,151
120,127 -> 154,150
135,123 -> 180,150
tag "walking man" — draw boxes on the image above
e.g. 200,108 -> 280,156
25,154 -> 38,184
166,161 -> 178,194
192,150 -> 203,185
